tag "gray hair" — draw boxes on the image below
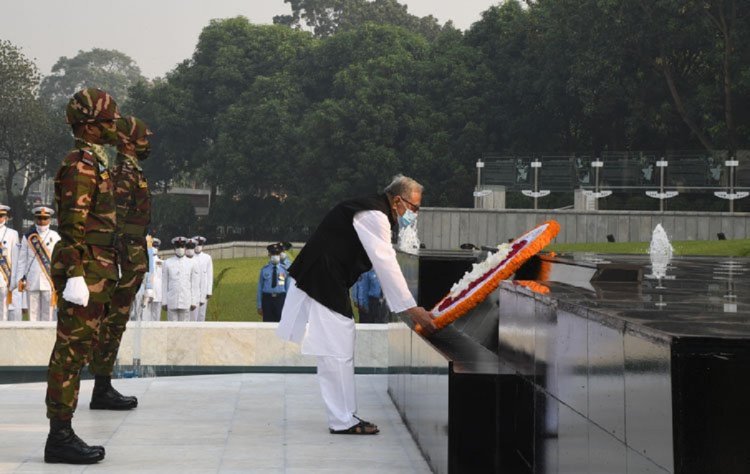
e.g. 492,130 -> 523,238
384,174 -> 423,197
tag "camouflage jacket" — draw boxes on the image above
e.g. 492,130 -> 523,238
51,139 -> 118,282
113,153 -> 151,273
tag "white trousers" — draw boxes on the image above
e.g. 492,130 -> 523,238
317,355 -> 358,430
190,303 -> 207,322
0,287 -> 6,321
167,308 -> 190,321
278,283 -> 359,430
28,291 -> 54,321
144,302 -> 162,321
7,289 -> 23,321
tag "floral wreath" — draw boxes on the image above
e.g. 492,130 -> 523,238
416,220 -> 560,334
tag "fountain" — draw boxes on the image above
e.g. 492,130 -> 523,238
648,223 -> 673,280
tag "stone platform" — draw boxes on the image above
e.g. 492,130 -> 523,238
0,374 -> 429,473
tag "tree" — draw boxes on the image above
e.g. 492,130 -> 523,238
0,40 -> 62,218
40,48 -> 145,109
274,0 -> 446,40
150,194 -> 195,240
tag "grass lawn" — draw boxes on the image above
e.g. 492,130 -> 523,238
205,257 -> 267,322
548,238 -> 750,257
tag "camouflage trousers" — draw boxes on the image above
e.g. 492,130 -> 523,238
46,276 -> 116,421
88,268 -> 145,377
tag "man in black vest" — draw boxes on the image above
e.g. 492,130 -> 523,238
277,174 -> 436,435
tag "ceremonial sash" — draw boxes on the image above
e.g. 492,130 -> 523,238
27,233 -> 57,307
0,247 -> 10,304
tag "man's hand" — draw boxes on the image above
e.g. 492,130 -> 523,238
407,306 -> 436,335
190,305 -> 196,311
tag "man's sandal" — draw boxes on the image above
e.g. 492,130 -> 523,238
329,416 -> 379,435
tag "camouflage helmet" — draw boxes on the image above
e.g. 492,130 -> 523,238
116,116 -> 153,145
65,88 -> 121,125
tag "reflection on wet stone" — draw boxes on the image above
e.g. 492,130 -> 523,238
390,251 -> 750,473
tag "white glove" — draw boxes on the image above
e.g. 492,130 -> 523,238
144,288 -> 155,303
62,276 -> 90,306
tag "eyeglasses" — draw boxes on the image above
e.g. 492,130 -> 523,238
400,196 -> 420,212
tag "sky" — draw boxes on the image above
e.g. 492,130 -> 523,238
2,0 -> 500,79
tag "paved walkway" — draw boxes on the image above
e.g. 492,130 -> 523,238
0,374 -> 431,473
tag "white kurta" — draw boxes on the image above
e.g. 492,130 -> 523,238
277,210 -> 416,357
0,226 -> 19,321
161,255 -> 200,310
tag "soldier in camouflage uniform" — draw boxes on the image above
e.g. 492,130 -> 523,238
88,116 -> 152,407
44,88 -> 121,465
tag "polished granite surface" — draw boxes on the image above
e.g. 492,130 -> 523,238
526,254 -> 750,340
391,251 -> 750,474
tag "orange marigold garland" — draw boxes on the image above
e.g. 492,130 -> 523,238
416,220 -> 560,335
514,280 -> 551,295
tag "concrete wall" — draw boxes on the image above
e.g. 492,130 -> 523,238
200,241 -> 305,260
0,322 -> 388,369
416,208 -> 750,249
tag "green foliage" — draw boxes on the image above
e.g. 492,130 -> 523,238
40,48 -> 145,109
150,194 -> 196,239
123,0 -> 750,239
0,40 -> 64,217
275,0 -> 446,39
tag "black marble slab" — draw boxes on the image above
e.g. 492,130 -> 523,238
498,254 -> 750,474
390,251 -> 750,474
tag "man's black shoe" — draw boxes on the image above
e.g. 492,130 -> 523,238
90,375 -> 138,410
44,425 -> 105,464
90,385 -> 138,410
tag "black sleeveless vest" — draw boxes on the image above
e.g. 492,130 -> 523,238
289,194 -> 396,318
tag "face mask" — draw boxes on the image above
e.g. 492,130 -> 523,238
100,124 -> 119,145
0,219 -> 5,228
36,224 -> 50,233
175,248 -> 185,257
186,248 -> 195,257
152,248 -> 159,256
270,255 -> 281,264
195,245 -> 203,253
280,252 -> 287,260
398,209 -> 418,228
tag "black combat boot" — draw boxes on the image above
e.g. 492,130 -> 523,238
89,375 -> 138,410
44,418 -> 105,464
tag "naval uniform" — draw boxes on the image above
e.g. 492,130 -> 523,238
144,248 -> 163,321
17,226 -> 60,321
192,251 -> 213,322
277,195 -> 415,431
0,225 -> 19,321
162,253 -> 199,321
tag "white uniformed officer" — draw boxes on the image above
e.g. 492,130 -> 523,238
192,236 -> 213,322
16,206 -> 61,321
142,237 -> 163,321
0,204 -> 20,321
162,237 -> 199,322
